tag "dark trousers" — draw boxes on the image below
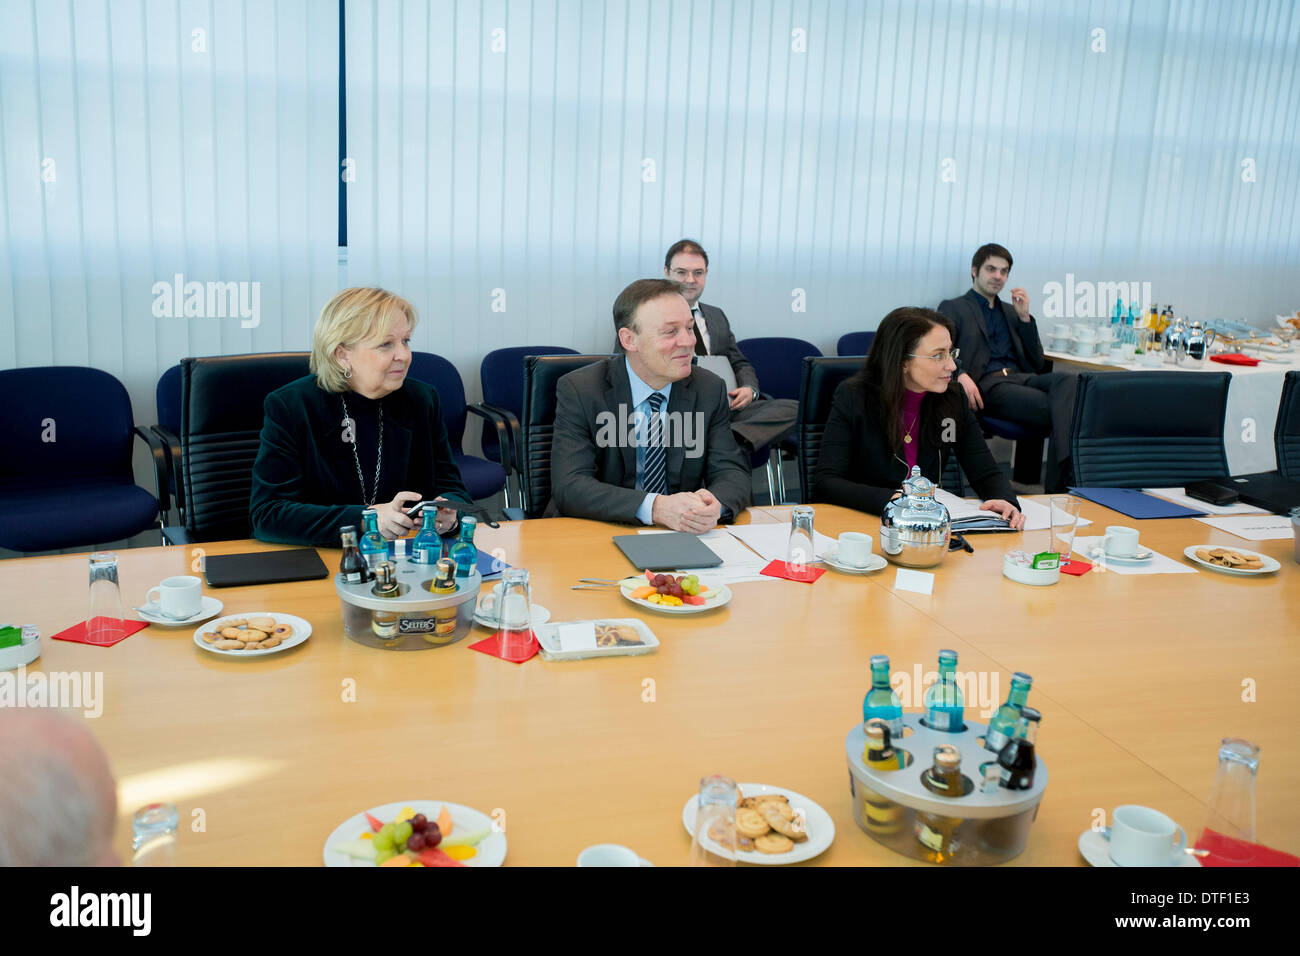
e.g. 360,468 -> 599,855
979,369 -> 1077,491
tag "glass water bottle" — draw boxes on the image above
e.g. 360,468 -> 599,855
862,654 -> 903,739
985,672 -> 1033,752
924,649 -> 964,732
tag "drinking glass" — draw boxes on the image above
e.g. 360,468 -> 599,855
132,802 -> 178,866
1198,738 -> 1259,862
1049,496 -> 1082,561
787,506 -> 816,575
688,774 -> 738,866
88,552 -> 126,645
494,567 -> 533,660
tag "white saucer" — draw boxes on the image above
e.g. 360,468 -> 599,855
473,603 -> 551,629
137,596 -> 223,626
1087,547 -> 1153,565
1077,828 -> 1201,868
821,547 -> 887,574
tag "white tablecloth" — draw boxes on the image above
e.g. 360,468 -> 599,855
1045,349 -> 1300,474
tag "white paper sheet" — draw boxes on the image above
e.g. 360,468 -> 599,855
556,622 -> 598,652
1142,487 -> 1269,516
893,568 -> 935,594
724,524 -> 838,562
1192,515 -> 1297,541
1016,497 -> 1094,532
1072,536 -> 1197,575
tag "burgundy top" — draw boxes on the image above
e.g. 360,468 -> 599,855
899,389 -> 925,470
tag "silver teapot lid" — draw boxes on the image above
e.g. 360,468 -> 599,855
900,465 -> 938,504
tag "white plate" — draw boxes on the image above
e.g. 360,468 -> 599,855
821,547 -> 887,575
1183,545 -> 1281,576
534,618 -> 660,661
137,595 -> 223,626
619,575 -> 732,614
323,800 -> 506,867
192,612 -> 312,658
1077,828 -> 1201,868
473,603 -> 551,629
680,782 -> 834,865
1087,547 -> 1153,565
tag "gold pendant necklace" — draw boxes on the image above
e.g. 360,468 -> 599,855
903,414 -> 920,444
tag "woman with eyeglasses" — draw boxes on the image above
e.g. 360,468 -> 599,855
813,307 -> 1024,528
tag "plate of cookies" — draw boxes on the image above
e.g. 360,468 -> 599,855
1183,545 -> 1280,576
681,782 -> 834,865
193,612 -> 312,657
534,618 -> 659,661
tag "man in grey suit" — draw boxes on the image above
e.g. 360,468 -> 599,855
937,243 -> 1075,492
663,239 -> 799,453
551,278 -> 751,531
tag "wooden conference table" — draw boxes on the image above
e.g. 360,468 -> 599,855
1,501 -> 1296,866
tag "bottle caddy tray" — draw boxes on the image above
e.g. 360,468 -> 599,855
845,714 -> 1048,865
334,559 -> 481,651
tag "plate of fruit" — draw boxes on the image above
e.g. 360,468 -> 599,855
619,572 -> 731,614
323,801 -> 505,867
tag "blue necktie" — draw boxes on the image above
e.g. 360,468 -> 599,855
643,392 -> 667,495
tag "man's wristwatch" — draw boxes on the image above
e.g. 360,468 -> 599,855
748,386 -> 759,402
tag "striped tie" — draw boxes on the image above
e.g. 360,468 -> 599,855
643,392 -> 667,495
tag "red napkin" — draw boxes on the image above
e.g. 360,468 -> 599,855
1061,560 -> 1093,576
52,617 -> 149,647
761,560 -> 825,584
1210,354 -> 1260,367
469,630 -> 540,663
1194,829 -> 1300,867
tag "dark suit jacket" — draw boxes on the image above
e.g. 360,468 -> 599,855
937,290 -> 1047,382
696,302 -> 760,392
812,378 -> 1018,516
549,357 -> 752,523
249,375 -> 470,547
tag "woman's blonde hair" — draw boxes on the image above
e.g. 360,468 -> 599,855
311,288 -> 420,392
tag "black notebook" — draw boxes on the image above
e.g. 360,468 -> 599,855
204,549 -> 330,588
612,532 -> 723,571
1217,473 -> 1300,515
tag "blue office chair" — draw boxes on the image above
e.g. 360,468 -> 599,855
736,336 -> 822,502
836,331 -> 875,356
479,346 -> 580,507
407,352 -> 509,506
0,367 -> 164,552
1276,371 -> 1299,481
1071,371 -> 1231,486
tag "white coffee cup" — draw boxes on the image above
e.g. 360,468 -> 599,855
836,532 -> 874,568
577,843 -> 641,867
145,575 -> 203,619
1102,525 -> 1140,557
476,582 -> 530,627
1108,805 -> 1187,867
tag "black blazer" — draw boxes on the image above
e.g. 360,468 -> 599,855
548,357 -> 752,523
249,375 -> 470,547
696,302 -> 760,392
937,290 -> 1047,381
812,378 -> 1019,516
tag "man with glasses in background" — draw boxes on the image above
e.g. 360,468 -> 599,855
938,243 -> 1076,492
660,239 -> 798,455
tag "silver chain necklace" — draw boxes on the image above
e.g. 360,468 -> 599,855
340,394 -> 383,507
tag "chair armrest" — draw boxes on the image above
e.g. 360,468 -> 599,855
470,402 -> 520,475
152,424 -> 183,513
133,426 -> 171,515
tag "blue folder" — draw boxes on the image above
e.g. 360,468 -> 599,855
1067,487 -> 1206,519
